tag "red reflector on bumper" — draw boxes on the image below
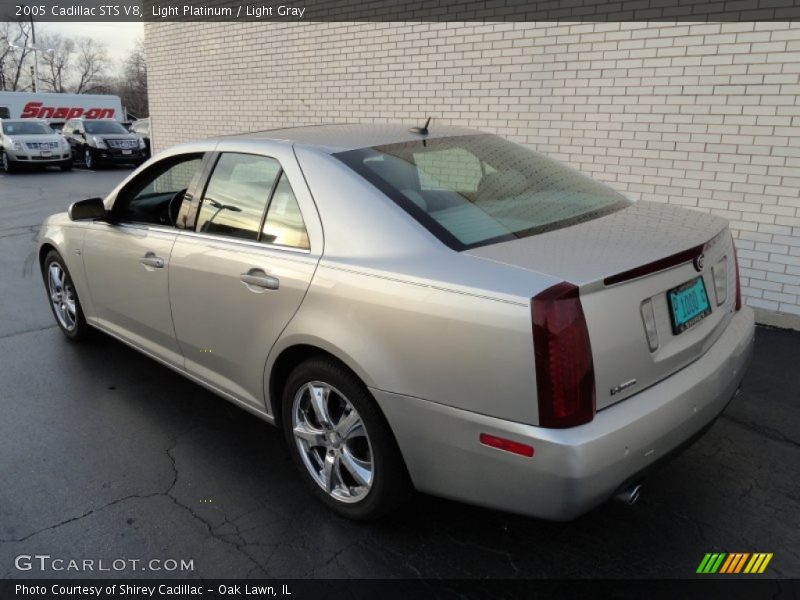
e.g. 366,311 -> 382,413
479,433 -> 534,457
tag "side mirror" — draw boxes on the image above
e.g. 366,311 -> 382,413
68,197 -> 106,221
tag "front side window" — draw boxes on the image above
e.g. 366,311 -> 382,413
335,134 -> 631,250
114,154 -> 203,225
196,153 -> 281,240
84,120 -> 127,134
2,121 -> 53,135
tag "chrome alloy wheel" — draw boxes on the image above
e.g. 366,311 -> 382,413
48,262 -> 77,331
292,381 -> 375,503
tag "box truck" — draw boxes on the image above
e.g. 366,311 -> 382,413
0,92 -> 124,127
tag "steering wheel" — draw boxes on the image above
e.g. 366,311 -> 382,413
167,188 -> 187,227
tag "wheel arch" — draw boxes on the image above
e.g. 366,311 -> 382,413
267,342 -> 375,431
38,242 -> 58,272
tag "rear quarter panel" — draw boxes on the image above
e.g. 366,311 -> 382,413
270,263 -> 541,425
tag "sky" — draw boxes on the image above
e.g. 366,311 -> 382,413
39,22 -> 144,64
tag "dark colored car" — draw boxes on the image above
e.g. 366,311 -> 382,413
130,118 -> 151,159
62,118 -> 147,169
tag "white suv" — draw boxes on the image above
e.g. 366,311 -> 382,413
0,118 -> 73,173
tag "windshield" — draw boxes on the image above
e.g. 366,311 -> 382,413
84,120 -> 127,134
2,121 -> 54,135
335,134 -> 631,250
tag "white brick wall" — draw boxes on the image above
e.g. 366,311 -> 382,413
144,21 -> 800,323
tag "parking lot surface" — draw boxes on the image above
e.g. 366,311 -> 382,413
1,168 -> 799,579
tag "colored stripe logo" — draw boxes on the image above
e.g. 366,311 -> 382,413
697,552 -> 773,574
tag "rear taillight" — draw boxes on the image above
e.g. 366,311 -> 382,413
732,238 -> 742,311
532,282 -> 596,428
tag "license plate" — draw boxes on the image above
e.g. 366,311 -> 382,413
667,276 -> 711,334
122,149 -> 132,155
41,150 -> 51,157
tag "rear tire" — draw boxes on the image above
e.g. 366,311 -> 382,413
42,250 -> 90,341
281,357 -> 412,520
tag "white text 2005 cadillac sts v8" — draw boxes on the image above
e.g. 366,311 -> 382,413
38,125 -> 754,520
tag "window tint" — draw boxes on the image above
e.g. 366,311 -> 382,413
335,134 -> 631,250
0,107 -> 10,119
196,153 -> 281,240
261,173 -> 309,249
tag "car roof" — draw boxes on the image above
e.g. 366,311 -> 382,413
229,123 -> 481,154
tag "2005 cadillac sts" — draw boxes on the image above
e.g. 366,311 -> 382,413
38,124 -> 754,520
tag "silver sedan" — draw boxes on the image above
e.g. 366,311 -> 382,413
38,124 -> 754,520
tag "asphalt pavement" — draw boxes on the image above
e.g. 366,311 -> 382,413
0,167 -> 798,579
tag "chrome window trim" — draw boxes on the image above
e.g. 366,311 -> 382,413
109,221 -> 313,256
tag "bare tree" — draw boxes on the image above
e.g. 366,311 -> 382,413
116,38 -> 148,118
39,32 -> 75,93
73,37 -> 109,94
0,20 -> 34,91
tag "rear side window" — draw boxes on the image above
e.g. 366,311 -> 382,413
196,153 -> 281,240
335,134 -> 631,251
261,173 -> 309,249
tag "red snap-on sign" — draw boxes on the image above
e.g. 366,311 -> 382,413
20,101 -> 115,120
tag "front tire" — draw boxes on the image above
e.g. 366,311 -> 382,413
282,358 -> 412,520
1,151 -> 16,173
42,250 -> 90,341
84,147 -> 95,169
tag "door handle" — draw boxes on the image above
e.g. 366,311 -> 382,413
140,252 -> 165,269
240,269 -> 280,291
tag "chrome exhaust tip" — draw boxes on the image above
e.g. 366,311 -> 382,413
615,483 -> 642,506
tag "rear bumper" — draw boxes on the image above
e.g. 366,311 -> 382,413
372,307 -> 755,520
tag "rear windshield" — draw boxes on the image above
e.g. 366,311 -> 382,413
2,121 -> 53,135
335,134 -> 631,250
84,121 -> 127,134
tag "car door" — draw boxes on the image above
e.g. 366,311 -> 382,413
168,145 -> 322,411
81,152 -> 208,367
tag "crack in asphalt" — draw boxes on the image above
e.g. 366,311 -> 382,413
160,432 -> 272,578
721,413 -> 800,450
0,325 -> 57,340
0,426 -> 269,578
0,224 -> 40,240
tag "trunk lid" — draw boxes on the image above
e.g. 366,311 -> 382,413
465,201 -> 738,410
